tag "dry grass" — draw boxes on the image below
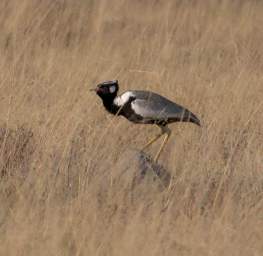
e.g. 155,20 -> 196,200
0,0 -> 263,255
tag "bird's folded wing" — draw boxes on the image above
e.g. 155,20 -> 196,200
131,97 -> 186,121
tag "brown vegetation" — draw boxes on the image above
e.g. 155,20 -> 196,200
0,0 -> 263,255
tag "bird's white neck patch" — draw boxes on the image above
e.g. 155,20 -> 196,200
114,91 -> 135,106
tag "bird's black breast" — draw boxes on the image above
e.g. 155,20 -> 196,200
103,100 -> 120,115
117,96 -> 144,123
98,92 -> 120,115
101,94 -> 142,123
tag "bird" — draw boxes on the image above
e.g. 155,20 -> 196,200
91,80 -> 200,162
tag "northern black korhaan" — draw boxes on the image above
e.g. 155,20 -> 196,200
91,80 -> 200,162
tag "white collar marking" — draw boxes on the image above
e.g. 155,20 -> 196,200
114,91 -> 135,106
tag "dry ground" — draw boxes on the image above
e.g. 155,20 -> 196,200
0,0 -> 263,255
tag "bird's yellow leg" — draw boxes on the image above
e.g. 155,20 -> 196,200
154,126 -> 171,162
141,132 -> 163,151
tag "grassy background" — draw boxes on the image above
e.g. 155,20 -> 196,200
0,0 -> 263,255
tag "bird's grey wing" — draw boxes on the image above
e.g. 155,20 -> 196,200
131,92 -> 185,120
131,91 -> 200,125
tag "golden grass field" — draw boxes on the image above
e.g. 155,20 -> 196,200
0,0 -> 263,255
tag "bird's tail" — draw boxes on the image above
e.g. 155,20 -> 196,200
182,109 -> 201,126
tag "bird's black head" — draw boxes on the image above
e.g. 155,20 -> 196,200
95,80 -> 119,99
92,80 -> 120,115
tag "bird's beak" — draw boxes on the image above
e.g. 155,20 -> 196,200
89,88 -> 97,92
